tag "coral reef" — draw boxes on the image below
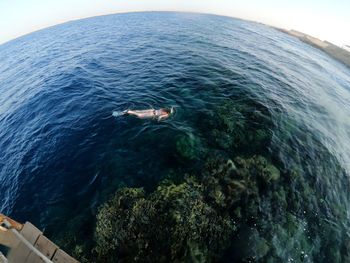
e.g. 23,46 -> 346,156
175,132 -> 202,161
94,155 -> 283,262
200,101 -> 273,155
95,176 -> 234,262
63,98 -> 350,263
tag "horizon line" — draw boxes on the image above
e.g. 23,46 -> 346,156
0,10 -> 273,46
0,10 -> 332,47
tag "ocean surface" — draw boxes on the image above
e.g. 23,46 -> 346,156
0,12 -> 350,262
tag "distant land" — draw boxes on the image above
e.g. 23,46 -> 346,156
275,28 -> 350,69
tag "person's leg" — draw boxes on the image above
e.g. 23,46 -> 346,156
126,110 -> 136,115
118,109 -> 155,118
126,110 -> 147,118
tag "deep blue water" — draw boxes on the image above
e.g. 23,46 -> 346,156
1,12 -> 350,262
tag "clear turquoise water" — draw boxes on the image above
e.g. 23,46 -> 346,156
0,12 -> 350,262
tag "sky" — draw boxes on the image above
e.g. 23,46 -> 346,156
0,0 -> 349,46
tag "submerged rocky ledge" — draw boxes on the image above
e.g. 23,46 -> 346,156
95,155 -> 279,262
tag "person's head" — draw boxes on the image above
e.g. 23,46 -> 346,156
160,108 -> 171,115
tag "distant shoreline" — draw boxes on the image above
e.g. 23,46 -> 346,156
274,27 -> 350,69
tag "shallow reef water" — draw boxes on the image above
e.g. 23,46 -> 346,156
0,12 -> 350,262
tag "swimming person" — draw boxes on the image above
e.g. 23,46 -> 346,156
113,107 -> 174,121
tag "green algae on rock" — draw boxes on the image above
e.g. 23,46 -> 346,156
92,145 -> 350,263
95,177 -> 234,263
175,133 -> 202,161
201,101 -> 273,156
93,155 -> 285,262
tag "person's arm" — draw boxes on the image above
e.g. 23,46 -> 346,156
157,115 -> 169,121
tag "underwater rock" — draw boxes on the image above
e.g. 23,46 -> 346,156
202,157 -> 252,209
91,145 -> 349,263
204,101 -> 273,155
270,215 -> 314,263
175,133 -> 202,160
265,164 -> 280,181
95,188 -> 148,260
95,177 -> 234,263
229,227 -> 270,261
232,156 -> 281,191
93,155 -> 286,262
